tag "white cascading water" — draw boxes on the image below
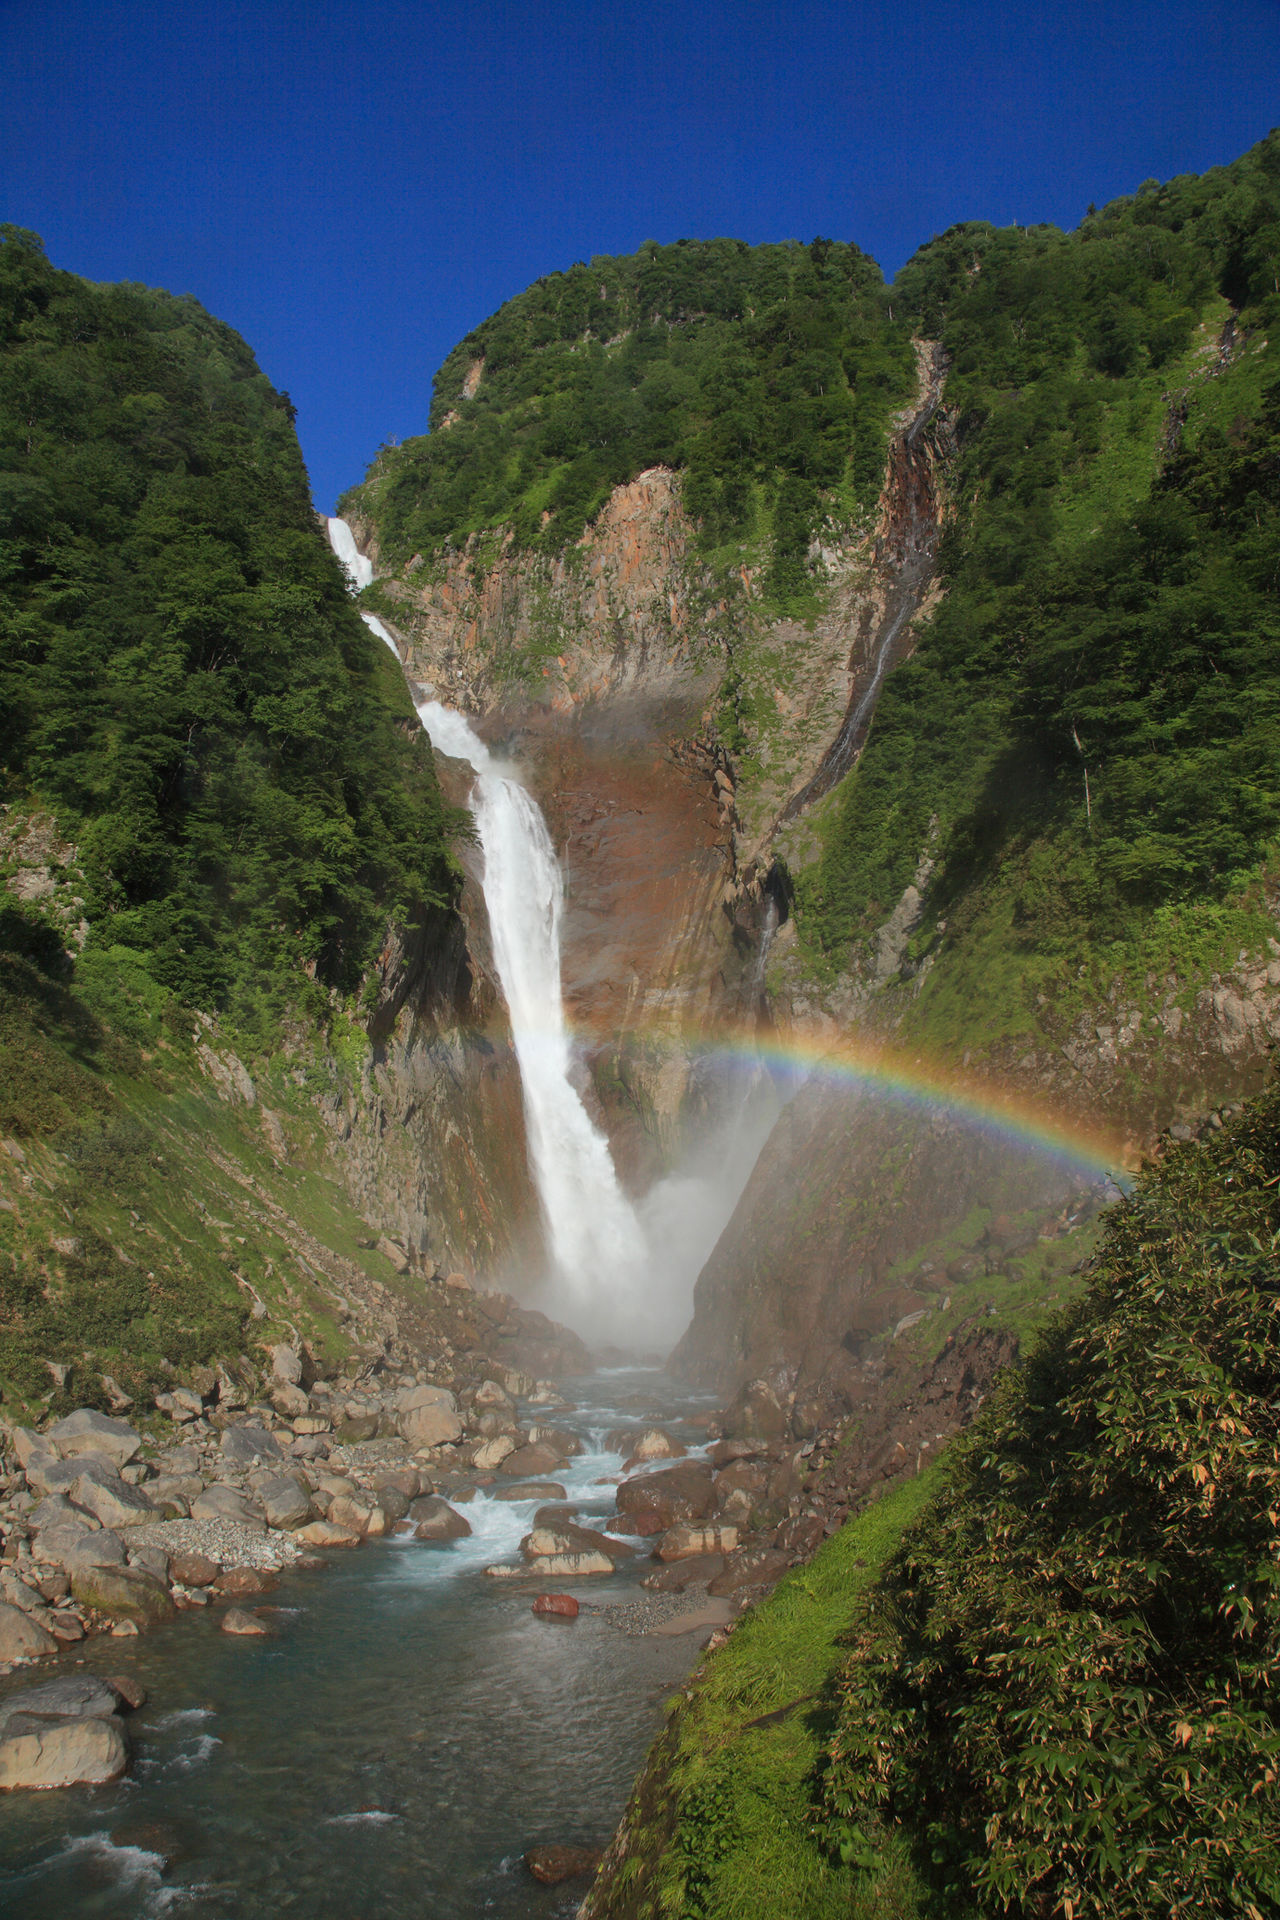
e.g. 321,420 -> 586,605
413,700 -> 650,1327
324,515 -> 779,1346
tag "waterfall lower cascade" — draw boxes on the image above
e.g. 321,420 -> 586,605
324,515 -> 778,1346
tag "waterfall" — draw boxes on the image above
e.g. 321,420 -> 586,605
326,512 -> 783,1348
414,702 -> 650,1329
325,516 -> 401,658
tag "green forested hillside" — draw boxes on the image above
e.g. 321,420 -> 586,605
343,236 -> 915,603
0,229 -> 465,1411
798,136 -> 1280,1038
0,225 -> 459,1026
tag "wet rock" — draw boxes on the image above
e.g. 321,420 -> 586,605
294,1520 -> 362,1549
46,1409 -> 141,1468
106,1673 -> 147,1710
220,1425 -> 283,1468
371,1485 -> 410,1525
708,1438 -> 770,1470
48,1612 -> 85,1643
615,1462 -> 715,1527
654,1524 -> 739,1562
221,1607 -> 272,1636
496,1442 -> 562,1477
70,1565 -> 175,1628
524,1844 -> 602,1885
622,1429 -> 687,1468
411,1498 -> 471,1542
718,1379 -> 791,1444
0,1602 -> 58,1661
214,1566 -> 278,1598
0,1712 -> 128,1789
521,1524 -> 628,1563
493,1480 -> 566,1502
0,1676 -> 125,1735
532,1593 -> 580,1619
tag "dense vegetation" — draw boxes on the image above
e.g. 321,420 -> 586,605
0,226 -> 460,1026
799,136 -> 1280,1021
344,237 -> 914,603
822,1083 -> 1280,1918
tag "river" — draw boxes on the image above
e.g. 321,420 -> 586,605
0,1369 -> 719,1918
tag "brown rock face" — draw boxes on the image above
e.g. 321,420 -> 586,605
531,1593 -> 580,1619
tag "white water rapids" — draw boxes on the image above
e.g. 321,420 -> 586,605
324,516 -> 779,1347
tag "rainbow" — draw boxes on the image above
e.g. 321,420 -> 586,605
559,1015 -> 1134,1185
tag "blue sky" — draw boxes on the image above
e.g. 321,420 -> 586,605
5,0 -> 1279,510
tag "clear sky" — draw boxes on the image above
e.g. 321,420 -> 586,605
4,0 -> 1279,510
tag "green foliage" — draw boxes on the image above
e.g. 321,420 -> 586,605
822,1082 -> 1280,1919
589,1475 -> 942,1920
344,236 -> 914,606
798,133 -> 1280,1006
0,226 -> 461,1025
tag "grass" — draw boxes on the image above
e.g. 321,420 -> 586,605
594,1472 -> 951,1920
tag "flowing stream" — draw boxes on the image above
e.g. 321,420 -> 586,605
0,1371 -> 719,1920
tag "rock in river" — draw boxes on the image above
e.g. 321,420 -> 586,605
70,1565 -> 175,1629
0,1713 -> 128,1790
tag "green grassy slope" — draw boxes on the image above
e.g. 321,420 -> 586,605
584,1473 -> 949,1920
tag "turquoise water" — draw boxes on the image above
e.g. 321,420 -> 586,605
0,1371 -> 715,1918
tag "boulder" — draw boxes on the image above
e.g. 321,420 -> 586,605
717,1378 -> 791,1444
496,1442 -> 562,1478
0,1713 -> 128,1789
523,1523 -> 631,1563
518,1550 -> 613,1578
653,1524 -> 739,1562
470,1435 -> 516,1471
220,1425 -> 283,1467
473,1379 -> 514,1410
70,1565 -> 175,1629
329,1494 -> 376,1536
10,1427 -> 55,1472
525,1844 -> 602,1886
25,1450 -> 118,1497
294,1520 -> 362,1549
127,1546 -> 170,1585
105,1673 -> 147,1710
400,1402 -> 463,1450
493,1481 -> 566,1503
70,1471 -> 155,1531
169,1551 -> 219,1588
55,1528 -> 126,1574
257,1474 -> 313,1531
623,1429 -> 687,1469
396,1382 -> 457,1413
336,1414 -> 380,1444
531,1593 -> 580,1619
215,1566 -> 277,1598
411,1498 -> 471,1542
707,1547 -> 794,1596
270,1344 -> 303,1386
615,1462 -> 715,1527
373,1467 -> 421,1501
641,1553 -> 727,1592
0,1603 -> 58,1661
372,1486 -> 410,1525
270,1383 -> 309,1420
221,1607 -> 272,1637
46,1409 -> 141,1467
290,1414 -> 331,1436
191,1485 -> 265,1531
0,1676 -> 124,1736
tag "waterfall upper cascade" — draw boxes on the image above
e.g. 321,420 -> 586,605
325,515 -> 401,658
323,516 -> 780,1346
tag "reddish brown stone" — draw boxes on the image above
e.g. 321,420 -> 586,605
170,1552 -> 219,1588
213,1566 -> 278,1598
524,1842 -> 602,1884
531,1593 -> 579,1619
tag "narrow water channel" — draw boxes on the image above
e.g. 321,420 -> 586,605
0,1370 -> 718,1919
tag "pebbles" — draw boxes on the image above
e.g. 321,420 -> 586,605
128,1517 -> 299,1572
